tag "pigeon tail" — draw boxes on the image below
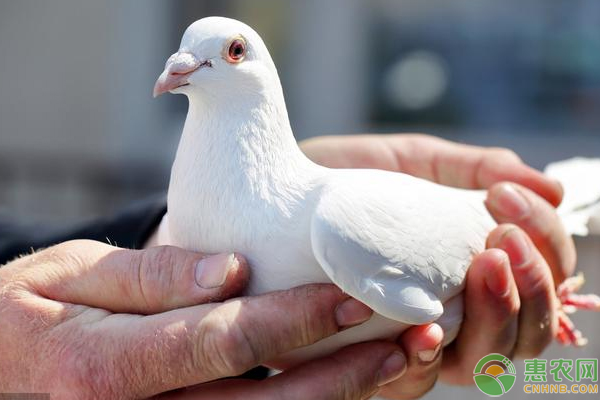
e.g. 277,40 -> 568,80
545,157 -> 600,236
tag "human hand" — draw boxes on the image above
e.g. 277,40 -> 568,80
301,134 -> 576,396
0,240 -> 408,399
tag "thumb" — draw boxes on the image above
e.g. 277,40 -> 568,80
22,239 -> 249,314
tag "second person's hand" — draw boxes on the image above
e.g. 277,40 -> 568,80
301,133 -> 576,398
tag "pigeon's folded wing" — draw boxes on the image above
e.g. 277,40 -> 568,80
310,169 -> 493,325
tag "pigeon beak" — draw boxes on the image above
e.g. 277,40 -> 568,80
153,52 -> 202,98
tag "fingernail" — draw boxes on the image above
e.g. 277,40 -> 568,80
492,184 -> 530,219
500,229 -> 531,268
378,351 -> 407,386
418,343 -> 442,363
195,253 -> 238,289
485,250 -> 511,296
335,298 -> 373,327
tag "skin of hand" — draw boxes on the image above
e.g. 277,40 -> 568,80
0,240 -> 410,400
300,134 -> 576,398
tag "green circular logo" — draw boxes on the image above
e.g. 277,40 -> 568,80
473,353 -> 517,397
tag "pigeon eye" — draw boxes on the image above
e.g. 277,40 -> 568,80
226,38 -> 246,63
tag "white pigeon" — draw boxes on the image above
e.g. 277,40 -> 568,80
152,17 -> 600,368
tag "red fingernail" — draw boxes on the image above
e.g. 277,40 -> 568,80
484,250 -> 511,296
499,228 -> 531,268
491,184 -> 530,219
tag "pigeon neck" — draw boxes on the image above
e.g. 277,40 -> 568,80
170,87 -> 315,201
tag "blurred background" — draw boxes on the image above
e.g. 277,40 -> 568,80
0,1 -> 598,398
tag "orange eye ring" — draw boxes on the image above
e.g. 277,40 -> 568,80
225,36 -> 247,64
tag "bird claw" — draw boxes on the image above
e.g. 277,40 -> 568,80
557,311 -> 588,347
562,293 -> 600,311
554,273 -> 600,347
557,273 -> 585,299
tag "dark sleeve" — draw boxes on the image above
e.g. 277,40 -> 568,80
0,194 -> 167,265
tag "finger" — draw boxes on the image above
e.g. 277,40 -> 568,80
300,135 -> 400,171
387,135 -> 563,206
485,183 -> 577,283
380,324 -> 444,399
24,240 -> 249,313
161,342 -> 406,400
302,134 -> 563,206
79,284 -> 373,398
441,248 -> 520,384
487,225 -> 558,358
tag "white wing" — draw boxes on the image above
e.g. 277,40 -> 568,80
311,169 -> 494,325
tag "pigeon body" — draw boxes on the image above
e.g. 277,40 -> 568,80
154,17 -> 598,367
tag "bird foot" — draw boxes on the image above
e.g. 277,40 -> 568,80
555,273 -> 600,347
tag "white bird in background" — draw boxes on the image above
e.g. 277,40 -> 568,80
153,17 -> 600,368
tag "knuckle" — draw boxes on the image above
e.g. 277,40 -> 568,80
300,284 -> 340,314
343,374 -> 368,400
195,304 -> 260,377
493,285 -> 520,318
145,245 -> 179,270
333,374 -> 357,400
287,285 -> 339,344
326,354 -> 370,400
286,289 -> 319,344
132,246 -> 180,311
517,264 -> 550,301
489,147 -> 522,163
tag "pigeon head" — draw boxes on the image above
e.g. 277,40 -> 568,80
153,17 -> 277,99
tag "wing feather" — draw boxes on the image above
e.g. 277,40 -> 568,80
311,169 -> 494,324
